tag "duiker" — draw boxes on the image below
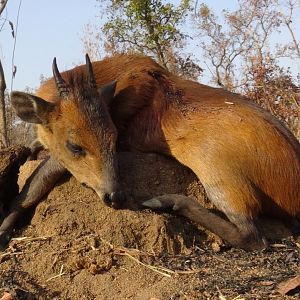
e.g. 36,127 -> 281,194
1,54 -> 299,251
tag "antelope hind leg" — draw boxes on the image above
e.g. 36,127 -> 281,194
143,194 -> 267,251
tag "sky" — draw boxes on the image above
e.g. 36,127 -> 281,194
1,0 -> 99,91
0,0 -> 299,92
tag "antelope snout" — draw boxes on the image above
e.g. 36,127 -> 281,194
96,189 -> 126,209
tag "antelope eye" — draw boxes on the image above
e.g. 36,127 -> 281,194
66,140 -> 86,156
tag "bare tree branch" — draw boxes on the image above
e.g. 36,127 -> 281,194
0,0 -> 8,16
284,0 -> 300,59
0,59 -> 8,148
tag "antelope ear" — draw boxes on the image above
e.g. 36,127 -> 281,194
98,80 -> 117,105
11,91 -> 55,124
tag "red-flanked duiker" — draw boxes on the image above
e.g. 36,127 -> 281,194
0,54 -> 299,251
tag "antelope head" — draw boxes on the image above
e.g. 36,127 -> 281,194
11,55 -> 123,207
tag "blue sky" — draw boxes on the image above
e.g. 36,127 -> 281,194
0,0 -> 299,92
1,0 -> 99,91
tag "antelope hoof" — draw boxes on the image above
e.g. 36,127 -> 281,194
239,233 -> 268,251
143,198 -> 165,209
143,196 -> 179,210
0,230 -> 12,251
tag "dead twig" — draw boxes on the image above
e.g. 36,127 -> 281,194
0,251 -> 25,261
46,265 -> 66,282
99,237 -> 201,277
11,236 -> 51,243
116,250 -> 173,278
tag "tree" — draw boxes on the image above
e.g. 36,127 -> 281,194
194,0 -> 299,137
246,61 -> 299,136
194,0 -> 284,89
83,0 -> 202,80
0,0 -> 8,16
275,0 -> 300,60
0,0 -> 9,148
0,0 -> 24,147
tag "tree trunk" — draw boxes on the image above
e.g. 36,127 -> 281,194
0,0 -> 9,148
0,59 -> 8,148
0,0 -> 9,16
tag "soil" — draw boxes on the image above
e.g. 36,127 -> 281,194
0,150 -> 299,300
0,146 -> 30,219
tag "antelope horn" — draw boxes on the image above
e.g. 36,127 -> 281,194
85,54 -> 97,89
52,57 -> 69,98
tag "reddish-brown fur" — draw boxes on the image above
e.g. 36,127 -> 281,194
3,54 -> 300,250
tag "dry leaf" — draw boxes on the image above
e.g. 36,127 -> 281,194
277,275 -> 300,295
0,291 -> 13,300
259,281 -> 274,286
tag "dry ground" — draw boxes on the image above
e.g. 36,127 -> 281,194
0,150 -> 299,299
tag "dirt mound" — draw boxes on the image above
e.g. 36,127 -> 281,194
17,152 -> 210,254
0,151 -> 299,299
0,146 -> 30,220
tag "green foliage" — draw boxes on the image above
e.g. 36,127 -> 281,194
99,0 -> 201,79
